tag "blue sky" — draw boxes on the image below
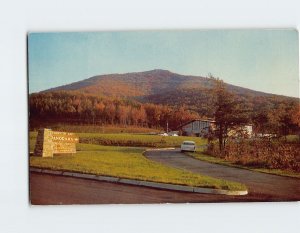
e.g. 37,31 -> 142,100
28,30 -> 299,97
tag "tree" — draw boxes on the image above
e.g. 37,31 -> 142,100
268,102 -> 300,139
116,105 -> 130,125
291,104 -> 300,140
212,78 -> 251,152
95,102 -> 105,123
104,102 -> 116,124
291,104 -> 300,128
144,104 -> 162,128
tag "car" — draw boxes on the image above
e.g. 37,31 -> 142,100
158,133 -> 168,136
168,132 -> 178,136
180,141 -> 196,152
167,131 -> 179,136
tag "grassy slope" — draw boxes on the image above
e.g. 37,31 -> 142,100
188,150 -> 300,179
30,143 -> 246,191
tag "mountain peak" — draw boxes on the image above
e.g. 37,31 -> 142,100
144,69 -> 172,74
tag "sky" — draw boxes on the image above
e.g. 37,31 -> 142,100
28,30 -> 299,97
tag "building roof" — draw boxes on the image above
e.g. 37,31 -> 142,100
177,118 -> 216,130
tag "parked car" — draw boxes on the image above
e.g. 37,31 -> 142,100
158,133 -> 168,136
168,131 -> 179,136
168,132 -> 178,136
180,141 -> 196,152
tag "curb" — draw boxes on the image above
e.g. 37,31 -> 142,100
145,147 -> 175,151
30,167 -> 248,196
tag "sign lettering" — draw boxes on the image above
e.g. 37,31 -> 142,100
34,129 -> 79,157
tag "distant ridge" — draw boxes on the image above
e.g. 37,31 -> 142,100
43,69 -> 286,99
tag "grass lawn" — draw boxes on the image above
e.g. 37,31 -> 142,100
30,143 -> 246,191
187,150 -> 300,179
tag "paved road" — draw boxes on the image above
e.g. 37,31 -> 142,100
144,149 -> 300,201
30,172 -> 275,205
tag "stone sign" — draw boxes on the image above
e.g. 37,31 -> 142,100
34,128 -> 79,157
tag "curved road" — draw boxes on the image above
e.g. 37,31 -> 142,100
144,149 -> 300,201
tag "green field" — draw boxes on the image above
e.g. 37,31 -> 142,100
30,143 -> 246,191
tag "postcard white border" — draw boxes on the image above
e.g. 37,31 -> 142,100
0,0 -> 299,233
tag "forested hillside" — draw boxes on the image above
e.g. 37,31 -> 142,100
44,69 -> 277,98
29,91 -> 199,130
143,87 -> 299,118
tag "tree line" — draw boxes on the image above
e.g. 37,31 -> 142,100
29,91 -> 199,130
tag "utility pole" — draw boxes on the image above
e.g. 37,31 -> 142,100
166,121 -> 169,133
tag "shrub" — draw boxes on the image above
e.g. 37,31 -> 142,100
79,137 -> 158,147
206,139 -> 300,172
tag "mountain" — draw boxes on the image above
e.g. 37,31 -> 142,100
42,69 -> 298,114
44,69 -> 278,98
44,69 -> 210,97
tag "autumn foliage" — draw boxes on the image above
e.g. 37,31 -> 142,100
29,91 -> 199,130
207,139 -> 300,172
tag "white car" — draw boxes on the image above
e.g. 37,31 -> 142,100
180,141 -> 196,152
158,133 -> 168,136
168,133 -> 178,136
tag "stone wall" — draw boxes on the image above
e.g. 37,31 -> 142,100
34,129 -> 78,157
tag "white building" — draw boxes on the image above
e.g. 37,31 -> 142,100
178,119 -> 216,137
179,119 -> 253,138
